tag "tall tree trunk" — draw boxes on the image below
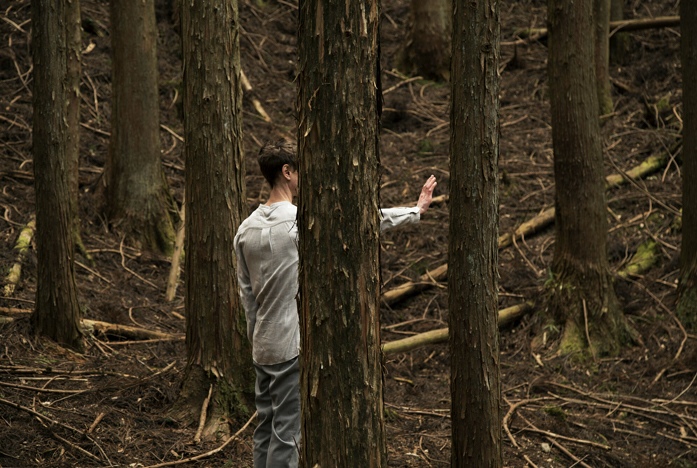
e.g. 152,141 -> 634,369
449,0 -> 501,466
546,0 -> 633,357
106,0 -> 175,255
298,0 -> 385,466
594,0 -> 613,115
609,0 -> 630,64
31,0 -> 83,352
678,1 -> 697,330
401,0 -> 451,81
66,0 -> 83,251
170,0 -> 254,437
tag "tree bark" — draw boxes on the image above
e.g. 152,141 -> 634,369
547,0 -> 633,357
609,0 -> 630,63
449,0 -> 501,465
66,0 -> 82,248
298,0 -> 385,466
402,0 -> 452,81
106,0 -> 175,255
171,0 -> 254,437
678,2 -> 697,330
594,0 -> 613,115
30,0 -> 83,352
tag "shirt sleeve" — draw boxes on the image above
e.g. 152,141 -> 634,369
234,233 -> 258,345
379,206 -> 420,232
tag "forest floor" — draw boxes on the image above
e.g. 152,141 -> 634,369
1,0 -> 695,466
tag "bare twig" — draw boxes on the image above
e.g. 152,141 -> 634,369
194,384 -> 214,444
142,411 -> 257,468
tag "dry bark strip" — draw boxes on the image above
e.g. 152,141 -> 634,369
382,302 -> 534,355
382,151 -> 670,307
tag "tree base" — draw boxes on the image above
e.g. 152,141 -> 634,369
677,284 -> 697,332
535,273 -> 638,360
169,364 -> 254,442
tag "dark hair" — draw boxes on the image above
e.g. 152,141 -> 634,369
258,140 -> 298,188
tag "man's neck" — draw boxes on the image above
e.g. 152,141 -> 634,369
265,186 -> 294,205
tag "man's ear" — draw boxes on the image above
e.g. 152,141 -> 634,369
282,164 -> 291,180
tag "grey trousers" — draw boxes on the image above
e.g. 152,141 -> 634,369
253,357 -> 300,468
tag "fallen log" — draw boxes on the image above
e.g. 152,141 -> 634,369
382,302 -> 534,356
502,16 -> 679,46
3,219 -> 35,297
165,201 -> 186,302
382,150 -> 670,306
0,308 -> 182,342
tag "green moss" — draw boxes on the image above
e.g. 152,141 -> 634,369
417,139 -> 434,155
543,405 -> 566,420
618,239 -> 658,279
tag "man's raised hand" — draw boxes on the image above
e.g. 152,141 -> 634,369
416,175 -> 437,215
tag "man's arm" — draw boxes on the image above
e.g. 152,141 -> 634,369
380,175 -> 437,232
234,236 -> 258,345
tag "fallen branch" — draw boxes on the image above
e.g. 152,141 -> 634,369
382,150 -> 670,306
382,302 -> 534,355
241,69 -> 272,123
165,201 -> 186,302
4,219 -> 35,296
502,16 -> 679,46
142,411 -> 256,468
0,309 -> 182,342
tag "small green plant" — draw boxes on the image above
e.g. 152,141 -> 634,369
543,405 -> 566,420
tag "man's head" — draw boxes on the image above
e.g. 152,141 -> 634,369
258,141 -> 298,188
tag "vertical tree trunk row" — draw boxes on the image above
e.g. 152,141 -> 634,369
547,0 -> 631,356
678,1 -> 697,329
298,0 -> 385,466
106,0 -> 175,254
173,0 -> 254,436
31,0 -> 83,351
449,0 -> 502,465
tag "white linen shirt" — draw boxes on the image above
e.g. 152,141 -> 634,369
234,201 -> 420,366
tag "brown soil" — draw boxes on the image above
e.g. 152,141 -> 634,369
1,0 -> 694,467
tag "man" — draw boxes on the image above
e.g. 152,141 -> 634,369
234,141 -> 437,468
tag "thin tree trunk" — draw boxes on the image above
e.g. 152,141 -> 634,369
106,0 -> 175,255
449,0 -> 501,465
31,0 -> 83,352
298,0 -> 385,466
171,0 -> 254,437
678,2 -> 697,330
547,0 -> 633,357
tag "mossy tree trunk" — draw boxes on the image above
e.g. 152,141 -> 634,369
678,1 -> 697,330
401,0 -> 452,81
449,0 -> 501,465
31,0 -> 83,352
170,0 -> 254,437
105,0 -> 175,255
546,0 -> 633,358
298,0 -> 385,465
594,0 -> 613,115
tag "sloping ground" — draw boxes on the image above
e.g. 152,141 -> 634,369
0,0 -> 694,466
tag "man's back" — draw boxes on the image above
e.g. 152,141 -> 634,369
235,201 -> 299,366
